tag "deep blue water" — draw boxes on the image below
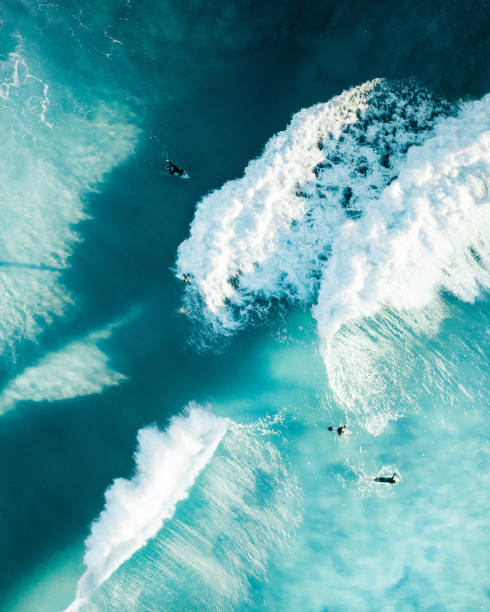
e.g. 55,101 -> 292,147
0,2 -> 489,611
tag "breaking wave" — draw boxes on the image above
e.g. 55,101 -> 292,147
176,80 -> 489,429
176,79 -> 451,332
66,405 -> 230,611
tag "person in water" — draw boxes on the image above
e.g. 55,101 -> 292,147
182,273 -> 191,284
328,425 -> 348,436
373,473 -> 400,484
166,159 -> 185,177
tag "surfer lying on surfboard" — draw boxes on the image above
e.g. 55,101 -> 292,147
373,473 -> 400,484
328,425 -> 352,436
166,159 -> 186,177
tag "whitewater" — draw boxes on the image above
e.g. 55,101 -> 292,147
0,41 -> 138,357
176,80 -> 489,430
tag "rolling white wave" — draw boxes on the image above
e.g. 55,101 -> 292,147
0,322 -> 126,415
314,93 -> 490,344
315,93 -> 490,430
0,42 -> 138,355
66,404 -> 230,612
176,81 -> 489,429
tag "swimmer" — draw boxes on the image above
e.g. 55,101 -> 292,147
373,473 -> 400,484
328,425 -> 349,436
166,159 -> 185,177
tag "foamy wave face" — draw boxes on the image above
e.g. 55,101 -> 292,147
0,323 -> 126,415
176,79 -> 450,335
315,94 -> 490,430
0,45 -> 138,354
315,94 -> 490,343
75,420 -> 301,611
66,405 -> 230,612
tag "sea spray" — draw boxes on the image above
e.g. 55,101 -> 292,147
66,404 -> 229,611
176,81 -> 489,432
75,421 -> 301,611
176,79 -> 450,338
315,94 -> 490,429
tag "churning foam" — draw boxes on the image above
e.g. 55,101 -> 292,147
66,405 -> 230,611
0,322 -> 126,415
176,79 -> 450,335
314,93 -> 490,344
314,94 -> 490,430
0,43 -> 138,355
176,81 -> 489,429
73,416 -> 301,611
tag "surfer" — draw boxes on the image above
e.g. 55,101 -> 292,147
328,425 -> 349,436
166,159 -> 185,177
182,273 -> 192,284
373,473 -> 400,484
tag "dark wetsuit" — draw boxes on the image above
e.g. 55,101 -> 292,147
166,160 -> 184,177
374,474 -> 399,484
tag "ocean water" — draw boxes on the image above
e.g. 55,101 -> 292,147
0,1 -> 489,611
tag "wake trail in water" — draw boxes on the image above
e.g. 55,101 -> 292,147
66,405 -> 229,612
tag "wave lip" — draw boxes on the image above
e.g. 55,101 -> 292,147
66,404 -> 230,612
314,93 -> 490,347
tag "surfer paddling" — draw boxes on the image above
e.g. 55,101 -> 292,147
328,425 -> 351,437
373,473 -> 400,484
166,159 -> 185,177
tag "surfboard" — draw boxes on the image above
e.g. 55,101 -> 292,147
168,170 -> 189,179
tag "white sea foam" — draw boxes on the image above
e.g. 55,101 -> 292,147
176,79 -> 450,336
0,323 -> 126,415
66,405 -> 230,612
74,417 -> 301,611
314,94 -> 490,429
314,94 -> 490,344
0,43 -> 139,355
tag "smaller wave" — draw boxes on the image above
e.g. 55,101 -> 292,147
65,404 -> 230,612
0,321 -> 126,416
78,416 -> 301,611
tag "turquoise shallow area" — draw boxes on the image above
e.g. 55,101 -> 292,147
0,2 -> 489,611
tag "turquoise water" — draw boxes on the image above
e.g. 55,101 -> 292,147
0,2 -> 489,611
